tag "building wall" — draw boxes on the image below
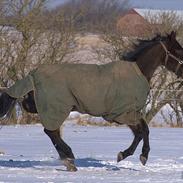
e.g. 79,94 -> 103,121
117,9 -> 155,37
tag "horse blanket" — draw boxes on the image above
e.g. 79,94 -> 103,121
6,61 -> 149,130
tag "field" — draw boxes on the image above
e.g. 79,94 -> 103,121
0,122 -> 182,183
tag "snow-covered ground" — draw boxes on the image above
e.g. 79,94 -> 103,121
0,122 -> 182,183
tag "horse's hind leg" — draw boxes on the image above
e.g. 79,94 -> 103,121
44,128 -> 77,171
117,123 -> 143,162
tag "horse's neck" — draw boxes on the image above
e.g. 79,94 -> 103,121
136,44 -> 164,82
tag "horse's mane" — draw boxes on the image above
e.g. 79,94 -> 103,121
122,34 -> 167,61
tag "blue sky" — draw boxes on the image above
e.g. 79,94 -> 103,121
130,0 -> 183,10
48,0 -> 183,10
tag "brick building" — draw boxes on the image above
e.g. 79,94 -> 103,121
117,9 -> 153,37
117,8 -> 183,37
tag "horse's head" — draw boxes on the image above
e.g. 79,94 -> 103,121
160,31 -> 183,77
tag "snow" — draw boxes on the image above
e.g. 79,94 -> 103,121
0,122 -> 182,183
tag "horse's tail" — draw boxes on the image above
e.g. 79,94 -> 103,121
6,75 -> 34,99
0,88 -> 16,120
0,75 -> 34,120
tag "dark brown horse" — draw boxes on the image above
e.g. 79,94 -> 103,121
0,31 -> 183,171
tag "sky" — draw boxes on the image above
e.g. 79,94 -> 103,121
48,0 -> 183,10
129,0 -> 183,10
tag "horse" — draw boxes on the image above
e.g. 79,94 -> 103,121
0,31 -> 183,171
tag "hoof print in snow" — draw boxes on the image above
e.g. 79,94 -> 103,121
117,151 -> 124,162
140,155 -> 147,166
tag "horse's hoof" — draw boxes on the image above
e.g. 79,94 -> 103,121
140,155 -> 147,166
67,165 -> 78,172
117,151 -> 124,163
63,158 -> 78,172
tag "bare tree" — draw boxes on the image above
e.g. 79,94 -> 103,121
52,0 -> 129,33
143,67 -> 183,127
145,11 -> 183,36
0,0 -> 75,124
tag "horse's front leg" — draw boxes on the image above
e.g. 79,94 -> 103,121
44,128 -> 77,171
117,118 -> 150,166
139,118 -> 150,165
117,123 -> 143,162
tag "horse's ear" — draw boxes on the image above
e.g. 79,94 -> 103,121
168,31 -> 177,41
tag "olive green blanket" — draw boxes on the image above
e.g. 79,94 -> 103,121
6,61 -> 149,130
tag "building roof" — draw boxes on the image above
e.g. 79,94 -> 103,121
134,8 -> 183,20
